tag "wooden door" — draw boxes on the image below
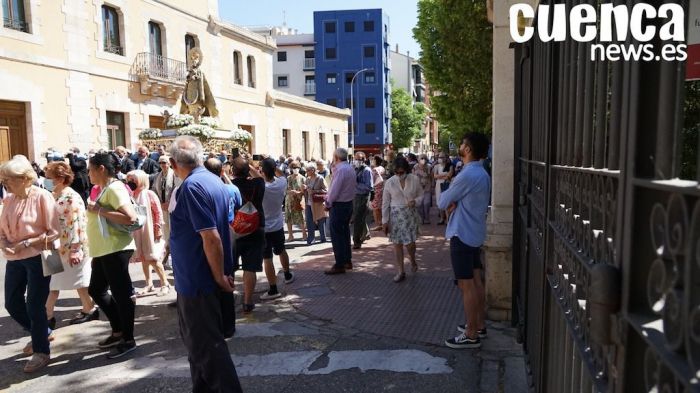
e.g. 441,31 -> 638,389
0,100 -> 27,159
0,127 -> 11,162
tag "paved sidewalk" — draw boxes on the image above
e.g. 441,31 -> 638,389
0,220 -> 528,393
285,224 -> 463,345
277,222 -> 528,392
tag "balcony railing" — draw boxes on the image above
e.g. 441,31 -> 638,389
104,43 -> 124,56
133,52 -> 187,84
3,17 -> 28,33
304,58 -> 315,70
304,82 -> 316,95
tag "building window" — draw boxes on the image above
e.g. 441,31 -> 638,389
277,51 -> 287,62
364,20 -> 374,32
345,98 -> 356,109
326,98 -> 337,107
364,46 -> 375,58
334,134 -> 340,150
366,122 -> 376,134
185,34 -> 197,63
233,51 -> 242,85
364,72 -> 376,84
277,75 -> 288,87
305,75 -> 315,95
148,21 -> 164,56
282,129 -> 290,156
326,73 -> 337,84
344,21 -> 355,32
345,72 -> 355,84
365,97 -> 375,108
325,47 -> 336,60
106,111 -> 126,150
304,50 -> 315,69
324,21 -> 336,33
247,55 -> 256,88
101,5 -> 122,55
2,0 -> 28,32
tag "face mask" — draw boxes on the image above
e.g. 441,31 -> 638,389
43,178 -> 55,192
420,159 -> 427,165
438,158 -> 444,164
127,181 -> 138,191
292,169 -> 300,175
397,173 -> 407,181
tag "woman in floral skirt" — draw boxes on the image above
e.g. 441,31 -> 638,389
382,157 -> 423,283
285,161 -> 307,242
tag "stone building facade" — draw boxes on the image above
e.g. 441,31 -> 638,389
0,0 -> 349,162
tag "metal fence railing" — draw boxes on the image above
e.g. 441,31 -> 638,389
132,52 -> 186,84
3,17 -> 28,33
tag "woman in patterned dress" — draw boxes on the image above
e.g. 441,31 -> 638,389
370,155 -> 385,231
382,157 -> 423,283
285,161 -> 307,242
44,162 -> 99,327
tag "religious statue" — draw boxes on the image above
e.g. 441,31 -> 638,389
180,47 -> 219,123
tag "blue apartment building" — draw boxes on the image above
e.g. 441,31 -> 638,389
313,9 -> 391,155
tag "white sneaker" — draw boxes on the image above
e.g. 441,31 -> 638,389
260,291 -> 282,300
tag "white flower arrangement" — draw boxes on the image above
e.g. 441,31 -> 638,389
231,128 -> 252,142
139,128 -> 162,140
200,116 -> 220,129
167,114 -> 194,128
177,124 -> 215,140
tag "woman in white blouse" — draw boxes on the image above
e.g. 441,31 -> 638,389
381,157 -> 423,283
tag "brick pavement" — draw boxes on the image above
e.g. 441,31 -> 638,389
283,223 -> 467,346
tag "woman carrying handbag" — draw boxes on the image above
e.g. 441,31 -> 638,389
0,157 -> 60,373
304,164 -> 328,245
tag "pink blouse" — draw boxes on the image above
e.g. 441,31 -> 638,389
0,186 -> 60,261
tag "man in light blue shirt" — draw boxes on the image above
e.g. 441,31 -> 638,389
438,132 -> 491,350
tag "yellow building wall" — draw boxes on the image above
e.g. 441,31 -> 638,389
0,0 -> 347,161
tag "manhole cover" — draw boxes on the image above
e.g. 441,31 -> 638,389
296,285 -> 333,298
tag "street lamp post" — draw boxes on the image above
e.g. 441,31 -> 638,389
350,68 -> 374,153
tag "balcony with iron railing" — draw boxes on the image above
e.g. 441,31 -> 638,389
304,82 -> 316,96
304,58 -> 315,70
132,52 -> 187,98
3,17 -> 28,33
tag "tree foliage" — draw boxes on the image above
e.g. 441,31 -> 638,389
391,86 -> 427,149
413,0 -> 492,144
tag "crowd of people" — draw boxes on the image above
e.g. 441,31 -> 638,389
0,132 -> 492,392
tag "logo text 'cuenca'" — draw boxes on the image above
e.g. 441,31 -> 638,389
509,3 -> 687,62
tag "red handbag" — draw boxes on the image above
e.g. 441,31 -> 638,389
231,188 -> 259,238
312,193 -> 327,203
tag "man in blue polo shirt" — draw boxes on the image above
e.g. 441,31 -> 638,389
438,132 -> 491,350
168,136 -> 243,393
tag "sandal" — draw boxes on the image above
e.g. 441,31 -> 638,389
393,272 -> 406,283
411,260 -> 418,273
137,285 -> 156,296
156,286 -> 171,297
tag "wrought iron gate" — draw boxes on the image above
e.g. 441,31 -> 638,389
512,1 -> 699,391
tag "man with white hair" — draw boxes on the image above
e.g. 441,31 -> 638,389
323,148 -> 356,275
168,135 -> 243,392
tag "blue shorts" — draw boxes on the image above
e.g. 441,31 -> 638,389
450,237 -> 483,280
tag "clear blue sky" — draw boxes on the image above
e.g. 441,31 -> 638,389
218,0 -> 421,58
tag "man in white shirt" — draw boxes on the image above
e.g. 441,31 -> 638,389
259,158 -> 295,300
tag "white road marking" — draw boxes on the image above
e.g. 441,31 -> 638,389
76,349 -> 452,380
304,350 -> 453,375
